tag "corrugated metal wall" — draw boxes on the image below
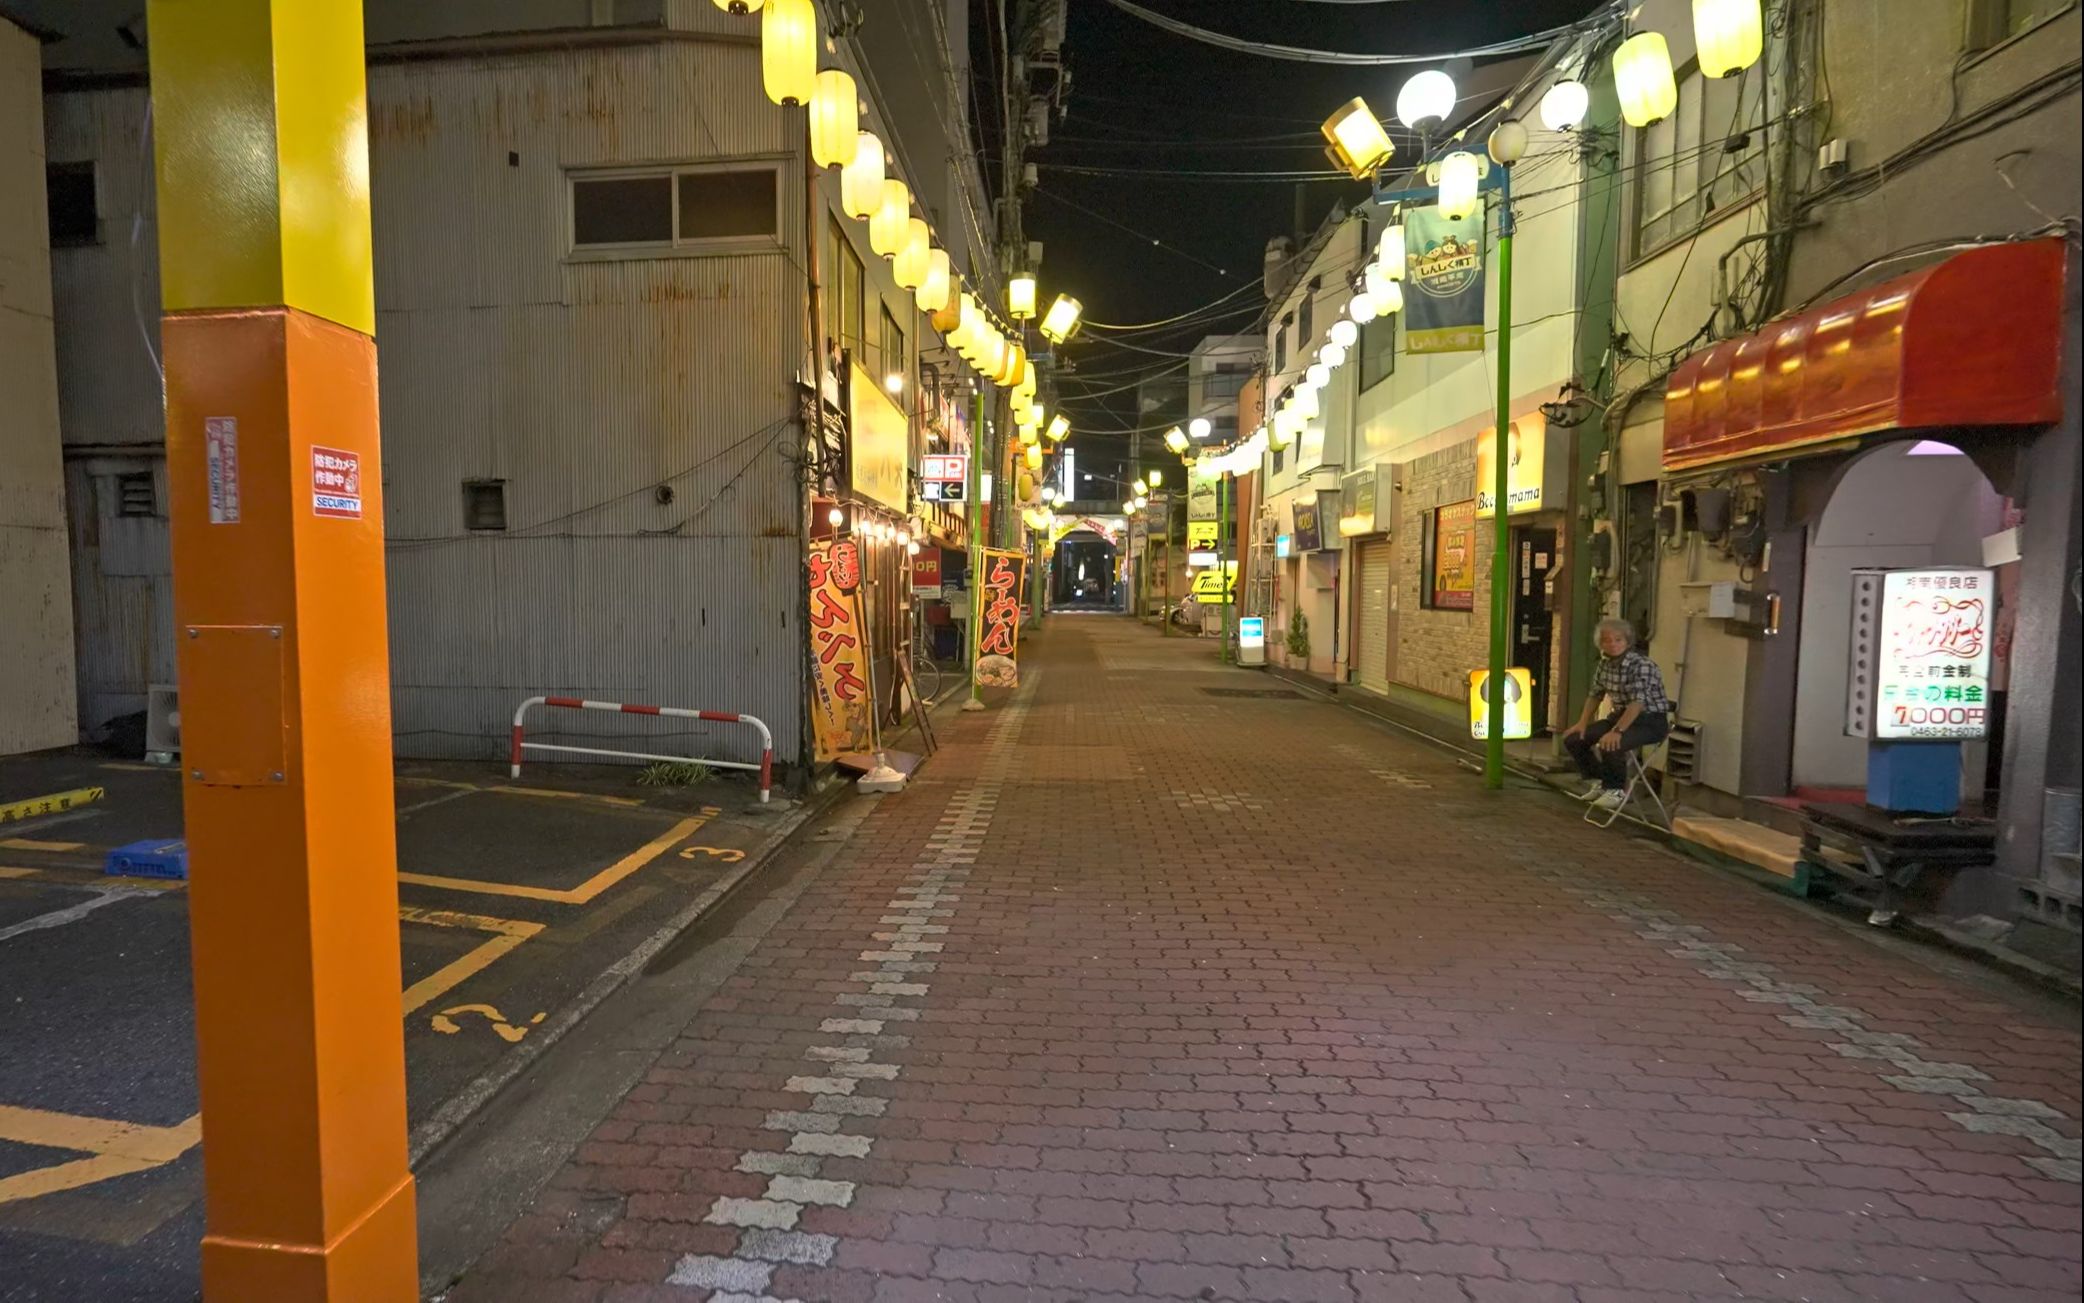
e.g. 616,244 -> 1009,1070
370,41 -> 807,765
46,39 -> 816,765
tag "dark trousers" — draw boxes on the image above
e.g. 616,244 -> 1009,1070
1564,711 -> 1669,790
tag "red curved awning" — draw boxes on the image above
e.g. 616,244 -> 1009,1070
1663,239 -> 2066,472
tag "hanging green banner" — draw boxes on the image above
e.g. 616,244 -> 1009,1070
1403,205 -> 1486,354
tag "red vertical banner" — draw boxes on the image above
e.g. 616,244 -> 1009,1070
977,547 -> 1026,686
808,539 -> 873,759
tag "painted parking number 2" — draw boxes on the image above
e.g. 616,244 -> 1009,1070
311,444 -> 363,519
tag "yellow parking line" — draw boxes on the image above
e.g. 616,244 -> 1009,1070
398,815 -> 705,904
398,906 -> 544,1015
0,1109 -> 202,1206
489,784 -> 644,808
1,838 -> 88,852
0,867 -> 37,879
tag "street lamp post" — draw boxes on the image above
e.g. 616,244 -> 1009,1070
1484,166 -> 1516,791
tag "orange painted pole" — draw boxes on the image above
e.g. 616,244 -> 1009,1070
147,1 -> 417,1298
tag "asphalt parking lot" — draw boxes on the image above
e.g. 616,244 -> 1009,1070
0,750 -> 805,1302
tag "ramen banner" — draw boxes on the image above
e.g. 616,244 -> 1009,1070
975,547 -> 1027,688
1404,205 -> 1486,354
807,538 -> 873,760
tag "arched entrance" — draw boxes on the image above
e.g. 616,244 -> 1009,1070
1051,530 -> 1122,610
1792,439 -> 2007,796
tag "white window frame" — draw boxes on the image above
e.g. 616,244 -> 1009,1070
1629,60 -> 1769,262
567,158 -> 786,259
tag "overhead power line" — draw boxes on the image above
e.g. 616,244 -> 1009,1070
1095,0 -> 1603,66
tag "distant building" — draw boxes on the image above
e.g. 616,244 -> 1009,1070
16,0 -> 1000,773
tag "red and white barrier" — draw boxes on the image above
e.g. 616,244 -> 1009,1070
510,696 -> 775,803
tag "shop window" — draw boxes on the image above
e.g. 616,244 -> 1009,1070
1968,0 -> 2072,47
464,480 -> 508,532
1298,281 -> 1316,346
48,162 -> 100,246
1274,315 -> 1290,371
572,162 -> 780,251
824,220 -> 866,363
876,304 -> 905,389
1422,500 -> 1476,610
1359,312 -> 1397,392
1632,60 -> 1766,257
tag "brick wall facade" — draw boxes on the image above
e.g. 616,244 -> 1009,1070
1393,441 -> 1493,702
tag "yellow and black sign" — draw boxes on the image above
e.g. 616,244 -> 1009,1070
1466,668 -> 1535,740
0,786 -> 106,826
1190,561 -> 1239,605
1187,521 -> 1218,550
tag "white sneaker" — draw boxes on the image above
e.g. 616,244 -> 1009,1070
1591,788 -> 1629,813
1569,780 -> 1603,801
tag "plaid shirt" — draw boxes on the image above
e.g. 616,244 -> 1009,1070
1594,649 -> 1671,714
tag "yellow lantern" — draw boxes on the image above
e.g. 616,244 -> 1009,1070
760,0 -> 816,107
1039,294 -> 1082,343
1045,414 -> 1069,442
915,247 -> 951,314
1024,442 -> 1043,471
997,342 -> 1025,387
840,132 -> 884,220
1437,151 -> 1481,221
1146,468 -> 1163,488
809,70 -> 859,168
1294,384 -> 1319,422
1364,260 -> 1394,301
894,218 -> 931,290
1320,96 -> 1395,180
713,0 -> 763,10
1694,0 -> 1763,78
1008,273 -> 1038,320
870,178 -> 910,258
1380,222 -> 1406,279
1376,280 -> 1404,316
1614,32 -> 1679,127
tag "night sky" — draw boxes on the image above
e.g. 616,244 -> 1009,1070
969,0 -> 1601,477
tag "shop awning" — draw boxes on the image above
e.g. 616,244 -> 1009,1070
1662,239 -> 2066,472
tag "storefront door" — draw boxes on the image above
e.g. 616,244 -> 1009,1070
1514,527 -> 1557,733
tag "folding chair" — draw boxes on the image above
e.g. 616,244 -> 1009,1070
1584,743 -> 1671,829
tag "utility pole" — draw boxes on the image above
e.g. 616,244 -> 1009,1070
147,1 -> 416,1296
1483,171 -> 1516,791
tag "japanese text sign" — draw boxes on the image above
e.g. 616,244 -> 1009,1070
311,445 -> 363,519
979,547 -> 1026,664
1848,567 -> 1995,740
807,539 -> 873,760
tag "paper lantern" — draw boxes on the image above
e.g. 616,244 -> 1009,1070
869,178 -> 909,257
809,70 -> 859,168
840,132 -> 884,219
1379,222 -> 1406,279
1694,0 -> 1764,78
1437,151 -> 1481,221
893,218 -> 930,289
760,0 -> 816,107
1614,32 -> 1679,128
915,247 -> 951,313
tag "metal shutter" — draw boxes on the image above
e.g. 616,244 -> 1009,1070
1355,538 -> 1391,694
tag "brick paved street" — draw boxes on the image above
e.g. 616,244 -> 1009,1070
447,615 -> 2083,1303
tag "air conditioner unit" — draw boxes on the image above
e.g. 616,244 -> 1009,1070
146,683 -> 181,763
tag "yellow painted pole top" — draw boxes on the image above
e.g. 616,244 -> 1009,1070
147,0 -> 375,338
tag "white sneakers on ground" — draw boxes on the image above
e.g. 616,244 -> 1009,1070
1590,788 -> 1629,812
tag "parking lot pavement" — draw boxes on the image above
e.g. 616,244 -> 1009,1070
0,751 -> 807,1302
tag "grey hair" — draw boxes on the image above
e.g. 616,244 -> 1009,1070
1596,616 -> 1637,644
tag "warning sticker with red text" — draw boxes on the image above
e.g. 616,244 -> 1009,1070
311,446 -> 363,519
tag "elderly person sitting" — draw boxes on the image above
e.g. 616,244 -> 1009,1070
1560,617 -> 1671,813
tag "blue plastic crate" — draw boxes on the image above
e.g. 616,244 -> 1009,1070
105,839 -> 189,880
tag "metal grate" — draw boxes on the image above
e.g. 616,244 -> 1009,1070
463,480 -> 507,532
1664,718 -> 1703,784
1200,687 -> 1303,700
115,471 -> 157,517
